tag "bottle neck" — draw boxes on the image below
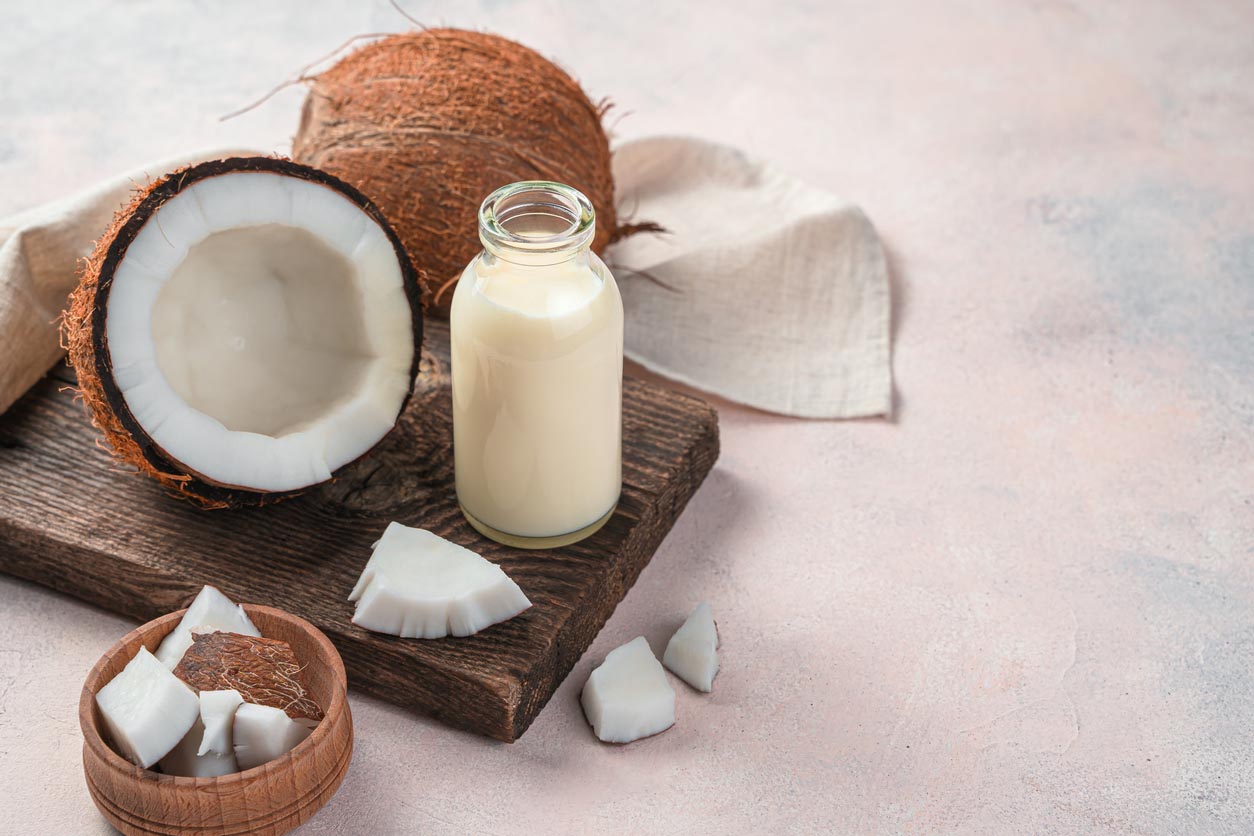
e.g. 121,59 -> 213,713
478,181 -> 596,267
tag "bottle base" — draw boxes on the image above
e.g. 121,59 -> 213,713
459,502 -> 618,550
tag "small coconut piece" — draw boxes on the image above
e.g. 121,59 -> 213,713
159,716 -> 238,778
580,636 -> 675,744
95,647 -> 199,768
155,585 -> 260,669
662,602 -> 720,692
348,522 -> 531,639
198,689 -> 245,757
174,632 -> 322,723
233,703 -> 314,771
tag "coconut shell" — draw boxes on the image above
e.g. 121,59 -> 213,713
293,29 -> 633,317
62,156 -> 424,509
174,631 -> 323,723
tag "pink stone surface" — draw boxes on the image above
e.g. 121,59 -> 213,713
1,1 -> 1252,833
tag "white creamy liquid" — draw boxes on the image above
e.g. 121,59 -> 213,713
450,251 -> 623,540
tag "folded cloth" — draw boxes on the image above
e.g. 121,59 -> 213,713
0,149 -> 256,415
608,136 -> 892,419
0,139 -> 891,420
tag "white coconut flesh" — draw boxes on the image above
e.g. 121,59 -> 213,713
348,522 -> 532,639
662,601 -> 719,692
580,636 -> 676,744
94,646 -> 200,769
105,171 -> 415,493
198,689 -> 245,757
233,702 -> 313,771
154,584 -> 260,669
160,715 -> 239,778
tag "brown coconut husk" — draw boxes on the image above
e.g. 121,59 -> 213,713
174,631 -> 323,723
293,29 -> 655,318
62,156 -> 424,509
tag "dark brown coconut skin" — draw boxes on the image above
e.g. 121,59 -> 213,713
63,156 -> 424,510
174,631 -> 323,722
293,29 -> 641,318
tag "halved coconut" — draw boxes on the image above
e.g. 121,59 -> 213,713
64,157 -> 423,507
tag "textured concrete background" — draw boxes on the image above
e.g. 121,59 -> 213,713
2,1 -> 1252,833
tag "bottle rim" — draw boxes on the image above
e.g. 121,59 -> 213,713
478,181 -> 596,262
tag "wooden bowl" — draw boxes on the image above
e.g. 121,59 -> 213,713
79,605 -> 353,836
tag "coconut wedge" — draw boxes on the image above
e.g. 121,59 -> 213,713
580,636 -> 675,744
154,585 -> 260,669
63,157 -> 423,508
348,522 -> 531,638
662,602 -> 720,692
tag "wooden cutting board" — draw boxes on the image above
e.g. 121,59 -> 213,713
0,320 -> 718,742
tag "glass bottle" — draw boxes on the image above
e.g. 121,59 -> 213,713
450,181 -> 623,549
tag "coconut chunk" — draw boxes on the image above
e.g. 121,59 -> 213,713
662,602 -> 720,692
197,689 -> 245,757
233,703 -> 314,771
174,632 -> 322,723
348,522 -> 531,638
95,647 -> 199,768
580,636 -> 675,744
154,585 -> 260,669
159,716 -> 238,778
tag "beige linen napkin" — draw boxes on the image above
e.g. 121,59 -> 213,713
0,140 -> 891,419
608,137 -> 892,418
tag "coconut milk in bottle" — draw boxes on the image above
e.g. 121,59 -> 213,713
450,181 -> 623,548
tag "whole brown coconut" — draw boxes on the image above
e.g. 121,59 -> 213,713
293,29 -> 636,317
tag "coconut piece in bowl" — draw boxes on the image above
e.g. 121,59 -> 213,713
159,715 -> 238,778
95,647 -> 199,769
233,703 -> 315,771
174,632 -> 322,724
198,689 -> 245,756
154,585 -> 260,669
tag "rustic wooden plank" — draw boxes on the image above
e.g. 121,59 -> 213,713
0,320 -> 719,741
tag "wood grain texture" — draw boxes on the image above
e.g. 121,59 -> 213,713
80,605 -> 352,836
2,320 -> 720,741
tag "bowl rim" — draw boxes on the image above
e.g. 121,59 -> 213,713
79,603 -> 349,785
